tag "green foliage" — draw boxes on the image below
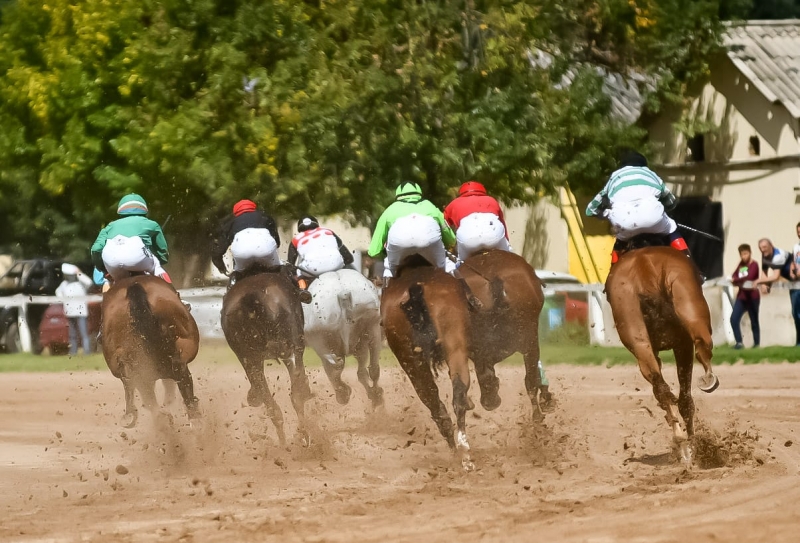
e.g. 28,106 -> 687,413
0,0 -> 735,270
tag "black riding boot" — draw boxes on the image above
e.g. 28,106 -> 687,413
280,265 -> 312,304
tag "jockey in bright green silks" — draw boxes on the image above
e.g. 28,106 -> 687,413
368,182 -> 456,280
91,194 -> 172,285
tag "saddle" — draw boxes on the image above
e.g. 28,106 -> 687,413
614,233 -> 669,257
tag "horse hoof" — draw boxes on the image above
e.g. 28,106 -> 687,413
121,413 -> 138,428
371,388 -> 385,408
300,432 -> 311,448
335,385 -> 352,405
698,373 -> 719,393
480,393 -> 502,412
678,441 -> 694,466
461,455 -> 476,472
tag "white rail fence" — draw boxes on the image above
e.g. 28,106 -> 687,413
3,282 -> 799,353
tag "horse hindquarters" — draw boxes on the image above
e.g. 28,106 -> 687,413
669,279 -> 718,393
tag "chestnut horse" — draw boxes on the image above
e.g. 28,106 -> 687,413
221,270 -> 312,445
605,245 -> 719,463
458,250 -> 548,418
381,255 -> 475,469
101,275 -> 200,428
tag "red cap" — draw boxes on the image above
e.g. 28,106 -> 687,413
233,199 -> 257,217
459,181 -> 486,196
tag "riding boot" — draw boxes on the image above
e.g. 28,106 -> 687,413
296,277 -> 313,304
452,268 -> 484,311
281,266 -> 312,304
227,271 -> 241,292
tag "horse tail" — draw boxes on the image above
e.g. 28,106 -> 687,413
127,282 -> 177,364
400,283 -> 446,371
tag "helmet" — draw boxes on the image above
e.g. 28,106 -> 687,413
61,263 -> 79,276
233,199 -> 257,217
458,181 -> 487,197
297,215 -> 319,232
117,194 -> 148,216
618,150 -> 648,168
395,182 -> 422,201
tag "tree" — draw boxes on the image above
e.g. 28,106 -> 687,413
0,0 -> 739,281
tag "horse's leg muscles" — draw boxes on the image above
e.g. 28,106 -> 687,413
450,358 -> 475,471
282,348 -> 312,442
632,342 -> 686,446
172,365 -> 200,420
356,332 -> 383,407
474,358 -> 501,411
674,339 -> 696,438
261,377 -> 286,445
241,358 -> 268,408
402,361 -> 455,449
121,377 -> 138,428
321,352 -> 351,405
671,283 -> 718,393
523,352 -> 544,420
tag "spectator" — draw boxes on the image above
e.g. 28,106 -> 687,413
56,264 -> 93,355
790,222 -> 800,347
755,238 -> 792,293
730,244 -> 760,349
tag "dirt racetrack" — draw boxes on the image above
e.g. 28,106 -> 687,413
2,360 -> 799,542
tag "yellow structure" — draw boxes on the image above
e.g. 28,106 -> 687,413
560,187 -> 614,283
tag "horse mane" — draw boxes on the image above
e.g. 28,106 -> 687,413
394,254 -> 434,279
126,281 -> 179,365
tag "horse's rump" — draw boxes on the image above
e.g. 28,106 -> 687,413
126,282 -> 180,366
400,282 -> 446,370
304,269 -> 380,332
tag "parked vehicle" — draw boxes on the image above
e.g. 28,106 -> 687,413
38,302 -> 102,355
0,259 -> 94,354
535,270 -> 589,335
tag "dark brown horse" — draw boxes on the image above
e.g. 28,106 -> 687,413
605,245 -> 719,463
221,270 -> 312,445
102,275 -> 200,428
459,250 -> 548,418
381,255 -> 475,469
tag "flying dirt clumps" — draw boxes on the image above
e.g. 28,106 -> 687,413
691,421 -> 760,469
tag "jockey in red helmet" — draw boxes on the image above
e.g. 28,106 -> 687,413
444,181 -> 511,261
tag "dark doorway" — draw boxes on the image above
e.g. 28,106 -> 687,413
671,198 -> 724,279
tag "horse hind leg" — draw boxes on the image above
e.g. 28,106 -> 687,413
474,359 -> 501,411
282,348 -> 313,445
321,352 -> 352,405
633,342 -> 689,458
356,328 -> 384,408
523,351 -> 544,421
120,377 -> 138,428
674,339 -> 696,439
172,364 -> 201,422
402,360 -> 455,449
671,282 -> 719,393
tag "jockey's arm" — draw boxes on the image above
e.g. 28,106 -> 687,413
90,227 -> 109,271
428,203 -> 456,248
151,224 -> 169,264
264,214 -> 281,248
210,221 -> 231,273
367,212 -> 390,258
496,204 -> 510,240
659,187 -> 677,212
334,235 -> 355,266
286,243 -> 299,267
585,188 -> 609,217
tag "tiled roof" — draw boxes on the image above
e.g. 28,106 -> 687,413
725,20 -> 800,119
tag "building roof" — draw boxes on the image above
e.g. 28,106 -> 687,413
725,20 -> 800,119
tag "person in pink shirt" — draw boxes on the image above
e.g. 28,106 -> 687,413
730,243 -> 760,349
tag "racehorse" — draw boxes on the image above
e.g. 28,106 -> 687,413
101,275 -> 201,428
221,269 -> 312,445
458,250 -> 548,418
381,255 -> 475,469
302,269 -> 383,408
605,244 -> 719,463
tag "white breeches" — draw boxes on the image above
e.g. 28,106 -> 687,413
231,228 -> 280,272
456,212 -> 510,260
385,215 -> 449,276
297,251 -> 345,277
606,199 -> 676,241
101,235 -> 165,281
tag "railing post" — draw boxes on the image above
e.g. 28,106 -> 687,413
17,299 -> 33,353
588,289 -> 606,345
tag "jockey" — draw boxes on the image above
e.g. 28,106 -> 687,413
585,151 -> 694,267
211,199 -> 312,303
367,182 -> 456,281
90,194 -> 172,284
288,215 -> 355,290
444,181 -> 511,261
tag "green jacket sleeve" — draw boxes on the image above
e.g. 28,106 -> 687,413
433,208 -> 456,247
585,186 -> 609,217
90,227 -> 109,270
368,211 -> 390,258
151,223 -> 169,264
